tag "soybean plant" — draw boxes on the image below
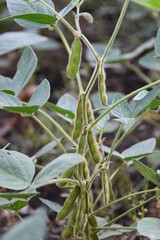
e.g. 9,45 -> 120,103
0,0 -> 160,240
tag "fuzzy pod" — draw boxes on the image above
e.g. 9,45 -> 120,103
61,207 -> 77,239
56,186 -> 80,221
79,12 -> 93,24
74,194 -> 86,237
87,131 -> 102,164
102,169 -> 110,206
67,37 -> 82,79
72,97 -> 83,141
83,159 -> 90,180
86,98 -> 94,124
56,168 -> 74,188
98,64 -> 108,106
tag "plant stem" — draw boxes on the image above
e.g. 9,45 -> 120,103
38,109 -> 77,148
32,115 -> 66,153
90,188 -> 160,216
92,226 -> 137,231
126,62 -> 152,84
15,212 -> 24,222
101,0 -> 130,63
88,79 -> 160,129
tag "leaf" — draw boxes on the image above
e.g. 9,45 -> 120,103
155,28 -> 160,59
133,90 -> 148,101
0,150 -> 35,190
133,160 -> 160,186
56,93 -> 77,122
137,218 -> 160,239
102,145 -> 122,159
45,102 -> 75,120
13,47 -> 37,96
132,85 -> 160,116
111,94 -> 132,124
94,114 -> 110,133
0,91 -> 22,108
0,31 -> 47,56
6,0 -> 55,29
0,192 -> 37,199
32,138 -> 62,160
131,0 -> 160,10
3,105 -> 39,114
0,76 -> 13,93
1,199 -> 28,211
0,13 -> 57,25
1,209 -> 47,240
28,79 -> 50,107
40,198 -> 61,213
32,153 -> 83,188
121,138 -> 156,161
139,51 -> 160,72
59,0 -> 77,18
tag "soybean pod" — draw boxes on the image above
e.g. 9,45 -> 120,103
88,131 -> 102,164
102,168 -> 110,205
61,207 -> 77,239
86,97 -> 94,124
56,186 -> 80,221
56,168 -> 74,188
72,96 -> 83,141
98,63 -> 108,106
78,131 -> 87,155
67,37 -> 82,79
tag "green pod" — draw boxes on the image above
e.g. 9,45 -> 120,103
78,131 -> 87,155
102,169 -> 110,205
72,97 -> 83,142
61,207 -> 77,239
87,131 -> 102,164
67,37 -> 82,79
74,194 -> 86,237
56,186 -> 80,221
86,98 -> 94,124
83,159 -> 90,180
98,64 -> 108,106
56,168 -> 74,188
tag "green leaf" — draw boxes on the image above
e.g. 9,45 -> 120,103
40,198 -> 61,213
0,31 -> 47,56
56,93 -> 77,122
0,192 -> 37,199
155,28 -> 160,59
102,145 -> 122,159
137,218 -> 160,239
133,90 -> 148,101
1,209 -> 47,240
121,138 -> 156,160
28,79 -> 50,107
0,198 -> 28,211
59,0 -> 77,18
31,138 -> 62,160
3,105 -> 39,114
0,91 -> 21,108
0,150 -> 35,190
132,85 -> 160,116
45,102 -> 75,120
6,0 -> 55,29
32,153 -> 83,188
131,0 -> 160,10
13,47 -> 37,96
111,94 -> 132,124
94,114 -> 110,133
139,51 -> 160,72
133,160 -> 160,186
0,13 -> 57,25
0,76 -> 13,93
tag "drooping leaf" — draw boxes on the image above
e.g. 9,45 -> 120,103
0,13 -> 57,25
131,0 -> 160,10
13,47 -> 37,96
45,102 -> 75,120
111,94 -> 132,124
31,138 -> 62,160
133,160 -> 160,186
121,138 -> 156,161
28,79 -> 50,107
6,0 -> 55,29
1,209 -> 47,240
40,198 -> 61,213
137,218 -> 160,239
0,31 -> 47,56
132,85 -> 160,116
0,150 -> 35,190
32,153 -> 83,188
